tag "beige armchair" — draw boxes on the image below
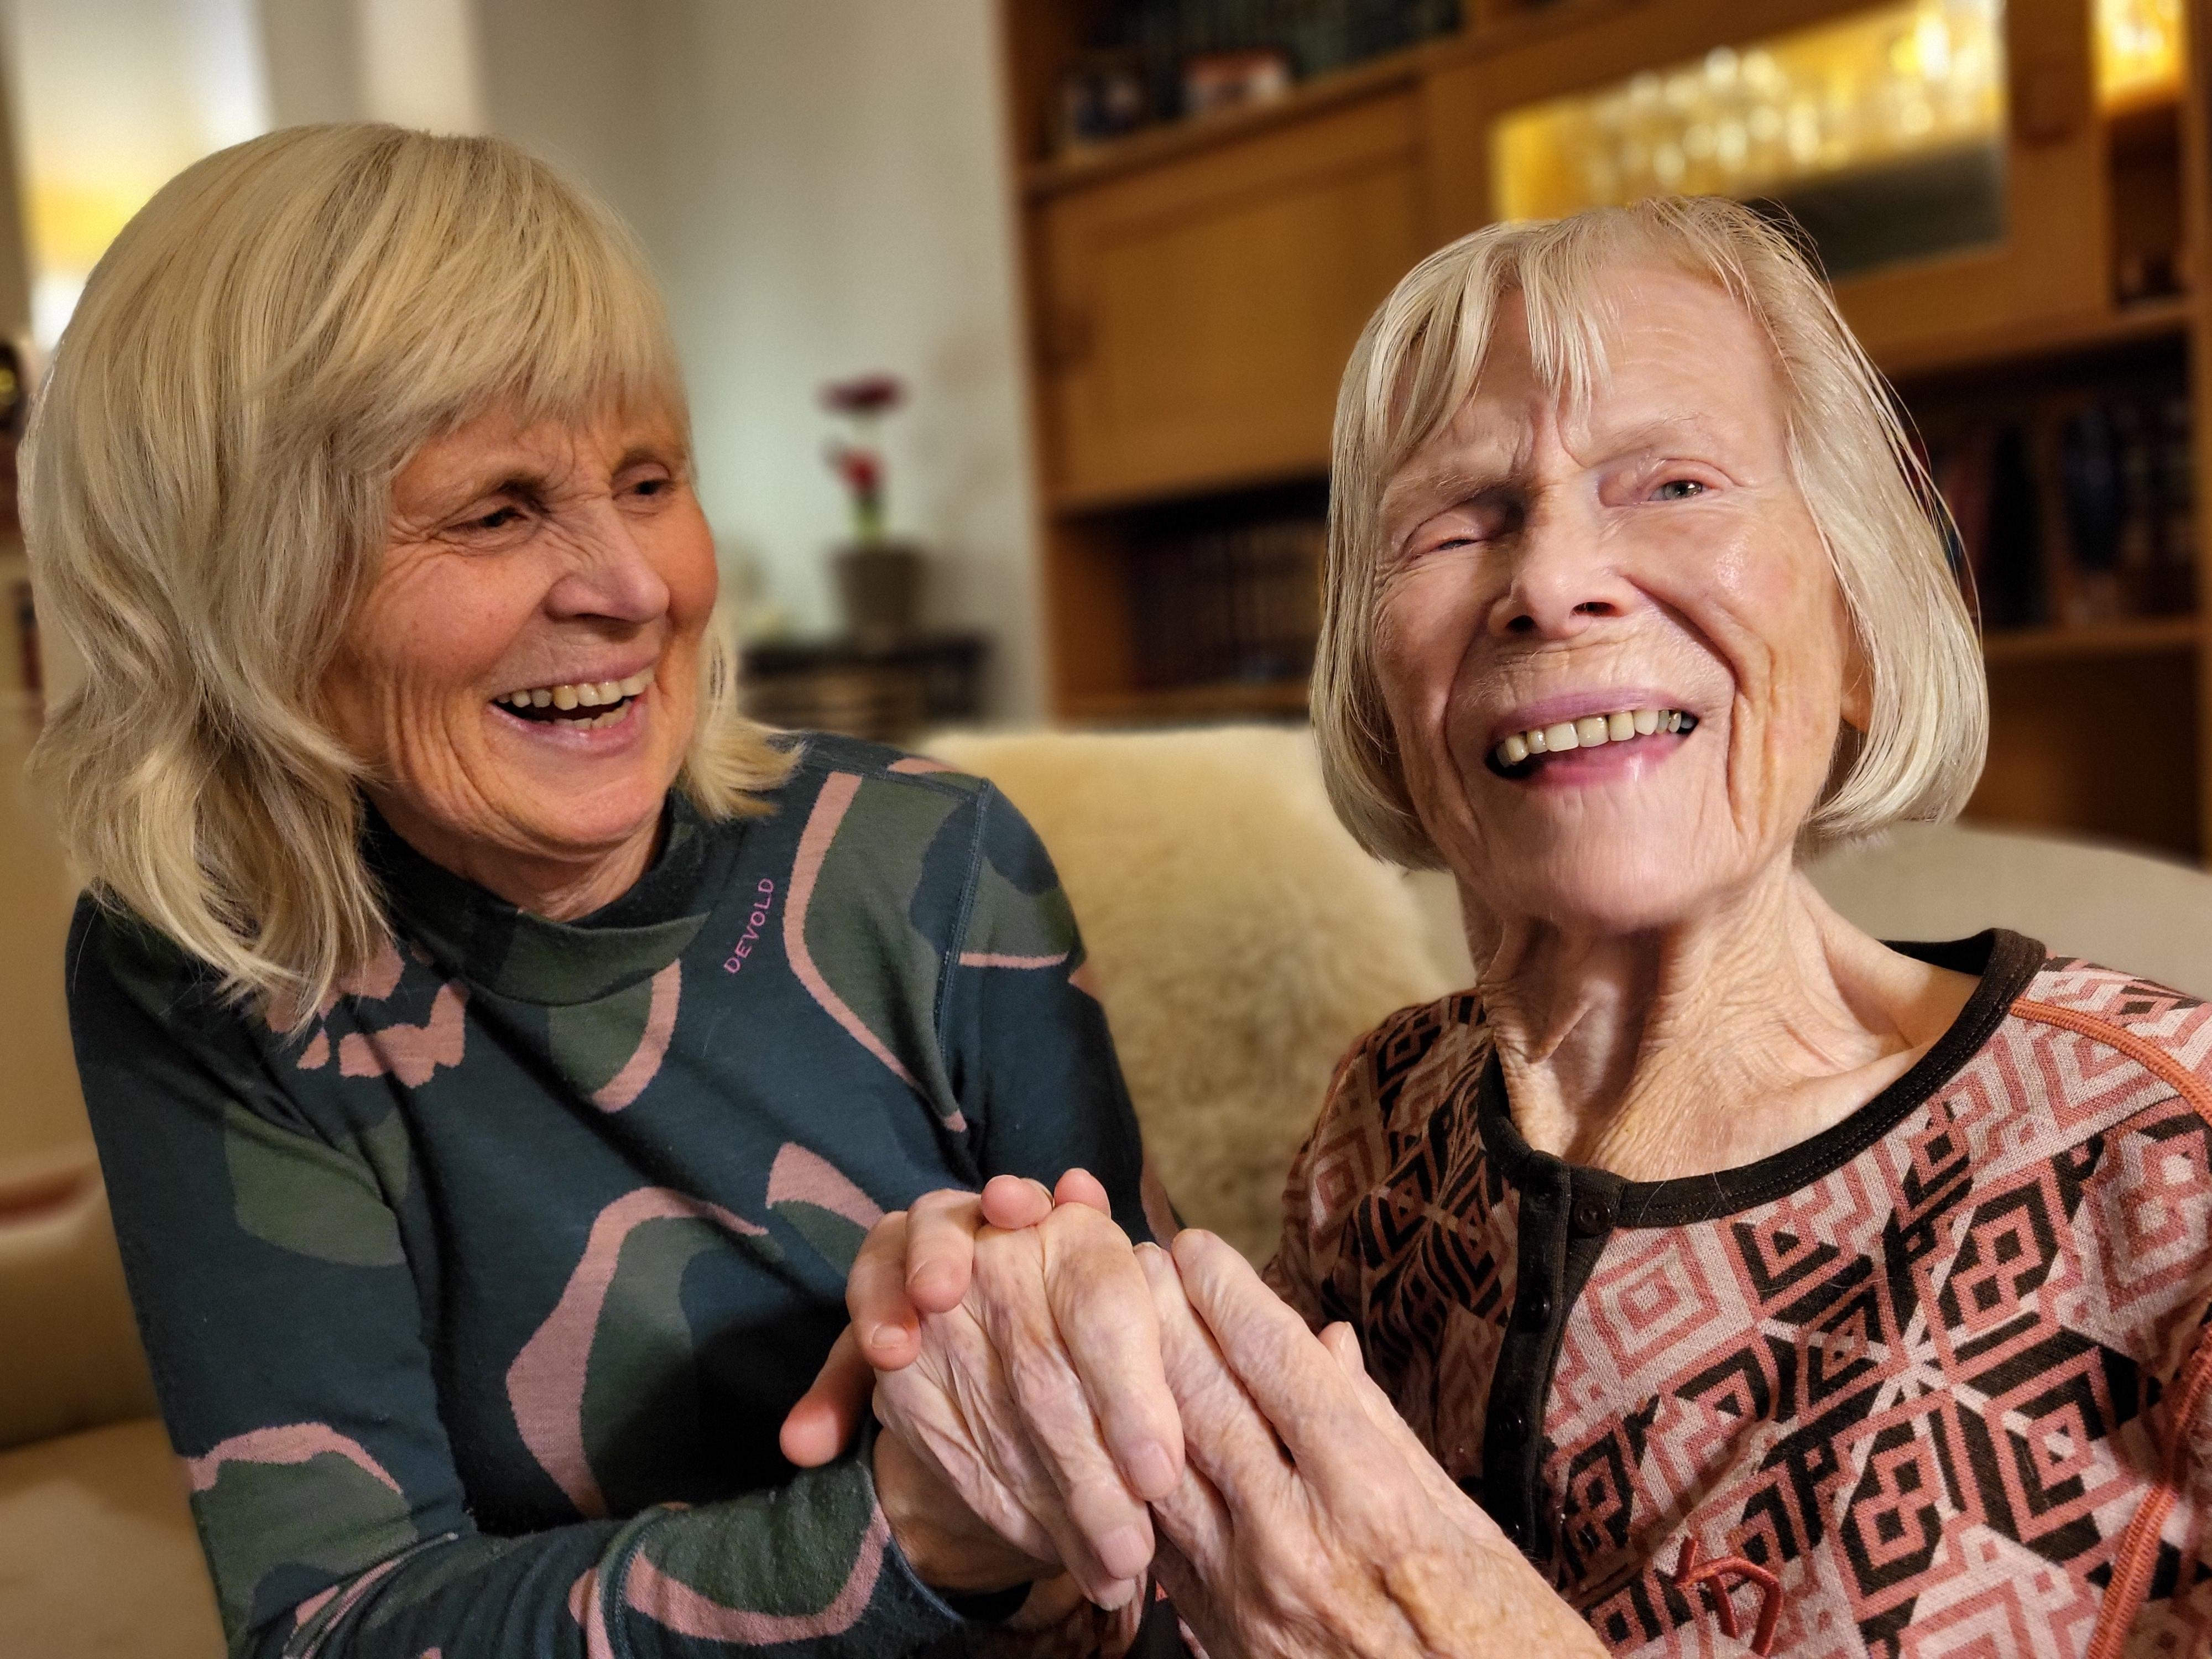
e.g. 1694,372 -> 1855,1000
0,1149 -> 222,1658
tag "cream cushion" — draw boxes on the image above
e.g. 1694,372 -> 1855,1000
1806,820 -> 2212,997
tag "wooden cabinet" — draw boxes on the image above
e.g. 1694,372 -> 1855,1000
1039,90 -> 1427,507
1421,0 -> 2108,363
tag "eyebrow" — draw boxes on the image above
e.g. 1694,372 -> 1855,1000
1378,459 -> 1512,526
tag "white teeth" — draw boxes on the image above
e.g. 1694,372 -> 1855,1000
1491,707 -> 1694,771
497,665 -> 659,723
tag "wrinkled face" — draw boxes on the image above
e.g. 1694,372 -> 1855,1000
1372,267 -> 1864,935
325,404 -> 716,875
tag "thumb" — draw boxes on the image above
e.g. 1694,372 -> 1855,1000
779,1326 -> 872,1467
1051,1167 -> 1113,1214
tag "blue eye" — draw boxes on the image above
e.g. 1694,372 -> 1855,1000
1653,478 -> 1706,501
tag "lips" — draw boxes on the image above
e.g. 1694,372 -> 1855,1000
1486,702 -> 1699,779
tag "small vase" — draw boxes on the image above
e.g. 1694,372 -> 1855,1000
834,540 -> 925,650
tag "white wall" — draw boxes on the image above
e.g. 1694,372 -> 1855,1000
476,0 -> 1046,718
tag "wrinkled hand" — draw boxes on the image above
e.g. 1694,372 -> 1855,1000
782,1173 -> 1182,1609
1141,1229 -> 1605,1659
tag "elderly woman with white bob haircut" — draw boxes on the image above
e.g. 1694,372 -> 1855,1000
30,124 -> 1179,1659
794,197 -> 2212,1656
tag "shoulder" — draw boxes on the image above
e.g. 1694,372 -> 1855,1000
66,890 -> 228,1028
749,731 -> 1046,947
2000,954 -> 2212,1121
769,731 -> 993,802
1326,990 -> 1491,1140
1982,955 -> 2212,1379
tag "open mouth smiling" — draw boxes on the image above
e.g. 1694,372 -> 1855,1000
1486,704 -> 1700,780
491,665 -> 656,731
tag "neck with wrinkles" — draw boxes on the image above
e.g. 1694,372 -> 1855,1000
1467,861 -> 1978,1182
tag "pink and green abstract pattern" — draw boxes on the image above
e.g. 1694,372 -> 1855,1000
70,734 -> 1153,1659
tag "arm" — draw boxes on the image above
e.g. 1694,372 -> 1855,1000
70,908 -> 975,1659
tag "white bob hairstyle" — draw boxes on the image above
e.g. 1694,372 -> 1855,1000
1312,195 -> 1987,868
27,124 -> 791,1020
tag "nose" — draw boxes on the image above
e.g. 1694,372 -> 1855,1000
545,500 -> 671,627
1488,489 -> 1630,639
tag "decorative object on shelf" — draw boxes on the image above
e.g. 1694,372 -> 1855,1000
1491,0 -> 2008,283
742,633 -> 988,745
1183,47 -> 1295,117
1057,49 -> 1152,150
821,372 -> 925,650
2097,0 -> 2182,109
1057,0 -> 1461,153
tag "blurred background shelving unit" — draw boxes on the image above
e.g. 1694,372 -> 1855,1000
1000,0 -> 2212,859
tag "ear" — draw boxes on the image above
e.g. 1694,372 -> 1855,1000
1837,606 -> 1873,733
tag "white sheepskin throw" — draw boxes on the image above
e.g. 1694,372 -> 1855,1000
925,726 -> 1464,1261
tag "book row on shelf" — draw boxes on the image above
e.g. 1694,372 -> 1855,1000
1057,0 -> 1462,150
1920,371 -> 2197,633
1129,514 -> 1325,690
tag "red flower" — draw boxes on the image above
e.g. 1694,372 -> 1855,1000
822,374 -> 905,416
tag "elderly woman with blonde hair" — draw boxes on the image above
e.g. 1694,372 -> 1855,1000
801,197 -> 2212,1656
32,124 -> 1172,1658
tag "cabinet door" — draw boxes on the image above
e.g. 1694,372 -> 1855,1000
1041,93 -> 1427,507
1423,0 -> 2105,365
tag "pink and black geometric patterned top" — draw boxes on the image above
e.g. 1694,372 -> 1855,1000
1269,933 -> 2212,1658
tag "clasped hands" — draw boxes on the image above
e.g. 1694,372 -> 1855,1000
779,1173 -> 1600,1659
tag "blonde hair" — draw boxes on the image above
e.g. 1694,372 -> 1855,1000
1312,196 -> 1987,869
27,123 -> 792,1020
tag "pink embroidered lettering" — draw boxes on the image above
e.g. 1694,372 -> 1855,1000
724,878 -> 778,973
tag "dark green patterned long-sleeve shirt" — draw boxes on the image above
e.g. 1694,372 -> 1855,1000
66,734 -> 1154,1659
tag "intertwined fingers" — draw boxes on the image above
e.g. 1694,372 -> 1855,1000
1167,1229 -> 1399,1510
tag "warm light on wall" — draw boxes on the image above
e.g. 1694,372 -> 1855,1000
1491,0 -> 2006,224
1,0 -> 269,351
2097,0 -> 2183,108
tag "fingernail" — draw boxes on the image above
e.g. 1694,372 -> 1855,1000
1099,1526 -> 1151,1580
1129,1442 -> 1177,1496
869,1321 -> 914,1350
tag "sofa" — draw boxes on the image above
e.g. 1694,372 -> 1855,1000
11,723 -> 2212,1656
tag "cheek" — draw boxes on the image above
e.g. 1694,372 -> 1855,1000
656,503 -> 721,635
1373,559 -> 1489,732
328,557 -> 538,733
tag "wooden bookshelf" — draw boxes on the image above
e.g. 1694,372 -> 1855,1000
1000,0 -> 2212,859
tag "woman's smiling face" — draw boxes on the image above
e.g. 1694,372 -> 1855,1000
1373,265 -> 1865,935
324,404 -> 716,888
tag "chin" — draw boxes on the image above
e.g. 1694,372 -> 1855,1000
1496,846 -> 1724,938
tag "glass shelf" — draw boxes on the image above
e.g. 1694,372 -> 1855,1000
1490,0 -> 2008,283
2098,0 -> 2183,109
